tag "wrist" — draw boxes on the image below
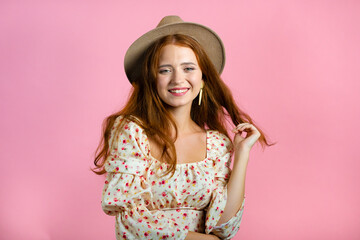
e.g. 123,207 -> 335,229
233,148 -> 250,165
234,147 -> 250,157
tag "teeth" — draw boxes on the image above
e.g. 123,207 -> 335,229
169,89 -> 187,93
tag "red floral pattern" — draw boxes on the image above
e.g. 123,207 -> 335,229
101,116 -> 245,240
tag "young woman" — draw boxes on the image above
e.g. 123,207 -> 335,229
93,15 -> 273,240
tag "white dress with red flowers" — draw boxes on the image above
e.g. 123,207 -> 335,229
101,116 -> 245,240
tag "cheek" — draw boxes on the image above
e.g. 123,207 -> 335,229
191,73 -> 203,88
156,78 -> 167,93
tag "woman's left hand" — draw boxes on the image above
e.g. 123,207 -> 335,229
232,123 -> 261,153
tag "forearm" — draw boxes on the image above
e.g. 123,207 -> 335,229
185,231 -> 220,240
216,150 -> 249,226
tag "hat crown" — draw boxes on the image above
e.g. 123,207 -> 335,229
156,15 -> 184,28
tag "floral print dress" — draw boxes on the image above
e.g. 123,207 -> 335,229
101,116 -> 245,240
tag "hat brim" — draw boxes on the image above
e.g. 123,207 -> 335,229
124,21 -> 225,83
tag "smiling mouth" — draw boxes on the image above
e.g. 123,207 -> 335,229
168,88 -> 190,96
168,88 -> 189,93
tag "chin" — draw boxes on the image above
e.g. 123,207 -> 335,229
165,101 -> 192,108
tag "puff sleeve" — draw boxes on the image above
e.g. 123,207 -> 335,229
205,132 -> 245,239
101,116 -> 189,240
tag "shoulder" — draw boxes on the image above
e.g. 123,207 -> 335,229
106,115 -> 150,172
112,115 -> 143,130
108,115 -> 149,154
207,130 -> 233,177
110,115 -> 145,138
207,130 -> 233,158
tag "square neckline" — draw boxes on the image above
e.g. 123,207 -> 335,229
145,129 -> 209,166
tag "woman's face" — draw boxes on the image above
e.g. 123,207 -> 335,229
156,44 -> 203,109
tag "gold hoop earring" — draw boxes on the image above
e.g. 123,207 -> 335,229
198,88 -> 203,106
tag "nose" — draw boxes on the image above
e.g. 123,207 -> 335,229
171,69 -> 184,84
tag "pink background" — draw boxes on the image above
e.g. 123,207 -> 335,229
1,0 -> 359,239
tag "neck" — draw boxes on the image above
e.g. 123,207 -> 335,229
167,105 -> 195,136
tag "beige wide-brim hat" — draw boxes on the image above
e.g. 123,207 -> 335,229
124,15 -> 225,83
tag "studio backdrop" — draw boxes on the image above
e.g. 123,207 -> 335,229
0,0 -> 359,239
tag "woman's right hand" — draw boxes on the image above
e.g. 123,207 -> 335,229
185,231 -> 220,240
210,235 -> 221,240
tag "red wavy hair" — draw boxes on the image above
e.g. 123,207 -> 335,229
92,34 -> 274,177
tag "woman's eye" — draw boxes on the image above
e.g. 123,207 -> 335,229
184,67 -> 195,72
159,69 -> 170,74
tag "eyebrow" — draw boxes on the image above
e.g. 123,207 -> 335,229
158,62 -> 197,68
